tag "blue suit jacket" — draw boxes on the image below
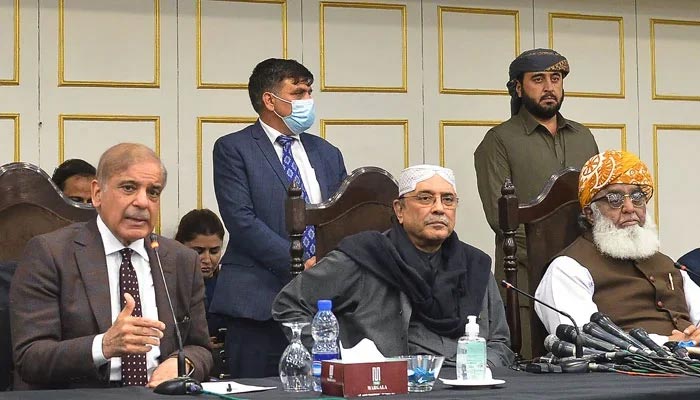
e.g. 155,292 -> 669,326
210,121 -> 347,321
678,248 -> 700,287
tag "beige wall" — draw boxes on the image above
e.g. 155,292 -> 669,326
1,0 -> 699,262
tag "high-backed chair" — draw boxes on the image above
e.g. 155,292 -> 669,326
0,162 -> 96,391
499,167 -> 581,357
286,166 -> 398,275
0,162 -> 96,263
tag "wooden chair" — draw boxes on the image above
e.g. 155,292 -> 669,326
0,162 -> 97,263
499,167 -> 581,357
0,162 -> 96,391
286,166 -> 398,275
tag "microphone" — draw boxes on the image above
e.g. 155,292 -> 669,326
674,262 -> 700,281
587,362 -> 633,372
629,328 -> 674,358
150,234 -> 203,395
664,341 -> 691,360
545,335 -> 602,357
559,359 -> 633,373
556,324 -> 618,352
590,312 -> 652,354
545,335 -> 628,362
583,322 -> 647,356
501,280 -> 583,358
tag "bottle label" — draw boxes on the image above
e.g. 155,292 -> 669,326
312,352 -> 339,378
465,341 -> 486,380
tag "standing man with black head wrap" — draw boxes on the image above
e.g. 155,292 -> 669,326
474,49 -> 598,357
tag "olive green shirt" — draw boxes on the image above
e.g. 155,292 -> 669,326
473,106 -> 598,357
474,107 -> 598,236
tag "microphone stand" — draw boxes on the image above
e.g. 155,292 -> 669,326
502,280 -> 584,358
150,235 -> 203,395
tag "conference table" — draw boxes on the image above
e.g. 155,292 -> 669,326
0,367 -> 698,399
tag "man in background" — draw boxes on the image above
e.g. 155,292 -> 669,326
211,58 -> 347,378
52,158 -> 97,204
474,48 -> 598,355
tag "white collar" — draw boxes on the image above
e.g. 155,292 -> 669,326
259,118 -> 299,144
96,215 -> 150,261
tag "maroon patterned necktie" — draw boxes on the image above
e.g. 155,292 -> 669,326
119,248 -> 148,386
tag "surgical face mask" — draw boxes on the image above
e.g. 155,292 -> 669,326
269,92 -> 316,135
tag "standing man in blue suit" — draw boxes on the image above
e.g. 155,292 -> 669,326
211,58 -> 347,378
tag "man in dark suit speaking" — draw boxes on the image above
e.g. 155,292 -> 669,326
10,143 -> 212,389
211,58 -> 347,378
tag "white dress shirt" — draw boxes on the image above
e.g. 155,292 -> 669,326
535,255 -> 700,345
260,119 -> 322,203
91,216 -> 160,381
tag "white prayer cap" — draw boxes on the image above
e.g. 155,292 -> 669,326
397,164 -> 457,196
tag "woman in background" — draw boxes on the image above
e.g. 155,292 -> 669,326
174,209 -> 226,341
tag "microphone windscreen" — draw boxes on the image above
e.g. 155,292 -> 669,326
150,233 -> 160,248
544,334 -> 559,352
556,324 -> 577,341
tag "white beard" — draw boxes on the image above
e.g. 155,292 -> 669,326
590,204 -> 660,260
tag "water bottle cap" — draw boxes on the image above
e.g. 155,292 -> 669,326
317,299 -> 332,311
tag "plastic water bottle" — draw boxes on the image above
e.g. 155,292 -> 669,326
311,299 -> 339,391
456,315 -> 486,381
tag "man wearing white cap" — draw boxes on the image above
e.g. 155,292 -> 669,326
273,165 -> 514,367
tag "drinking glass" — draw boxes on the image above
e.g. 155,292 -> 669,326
402,354 -> 445,392
278,322 -> 313,392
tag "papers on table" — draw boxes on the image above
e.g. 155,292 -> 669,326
201,381 -> 276,394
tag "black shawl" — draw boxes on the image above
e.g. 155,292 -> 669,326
336,221 -> 491,338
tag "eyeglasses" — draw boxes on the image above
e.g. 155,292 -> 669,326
591,190 -> 646,209
400,193 -> 459,209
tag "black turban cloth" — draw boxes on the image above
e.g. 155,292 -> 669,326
506,48 -> 570,116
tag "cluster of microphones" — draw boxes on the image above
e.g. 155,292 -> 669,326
538,311 -> 696,374
501,280 -> 700,376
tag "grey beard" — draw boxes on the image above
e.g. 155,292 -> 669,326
590,203 -> 659,260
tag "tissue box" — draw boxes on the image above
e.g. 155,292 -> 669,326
321,359 -> 408,397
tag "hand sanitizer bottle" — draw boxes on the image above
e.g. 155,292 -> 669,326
456,315 -> 486,381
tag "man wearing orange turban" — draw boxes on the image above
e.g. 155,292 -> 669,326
535,150 -> 700,346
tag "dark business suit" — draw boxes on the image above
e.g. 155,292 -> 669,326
9,219 -> 212,389
211,120 -> 346,377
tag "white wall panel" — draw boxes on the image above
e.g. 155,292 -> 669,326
59,115 -> 160,166
638,0 -> 700,258
302,0 -> 423,179
651,19 -> 700,100
586,124 -> 626,152
653,126 -> 700,259
0,0 -> 38,163
0,0 -> 18,84
320,2 -> 406,91
321,120 -> 408,177
177,0 -> 302,220
39,0 -> 179,236
549,13 -> 624,97
196,118 -> 257,211
59,0 -> 159,87
0,114 -> 18,164
440,121 -> 500,258
439,6 -> 520,95
423,0 -> 533,268
197,0 -> 287,89
533,0 -> 638,155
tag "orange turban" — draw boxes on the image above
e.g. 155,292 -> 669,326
578,150 -> 654,208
